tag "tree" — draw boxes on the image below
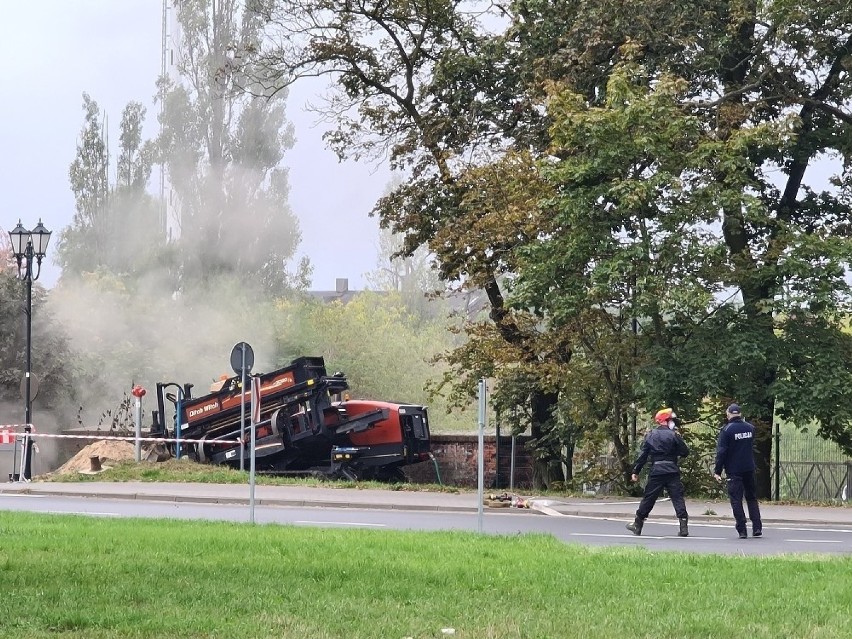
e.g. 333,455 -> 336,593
506,2 -> 852,496
253,0 -> 574,486
366,226 -> 448,320
56,96 -> 165,280
0,242 -> 76,417
158,0 -> 309,295
252,0 -> 852,495
56,93 -> 109,275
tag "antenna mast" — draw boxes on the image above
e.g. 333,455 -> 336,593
159,0 -> 168,235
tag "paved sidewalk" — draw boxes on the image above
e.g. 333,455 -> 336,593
1,481 -> 851,526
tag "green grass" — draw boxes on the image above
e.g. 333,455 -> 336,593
0,512 -> 851,638
41,458 -> 462,493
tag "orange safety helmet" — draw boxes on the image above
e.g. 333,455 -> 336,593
654,408 -> 675,425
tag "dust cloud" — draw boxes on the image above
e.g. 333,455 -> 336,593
44,271 -> 282,437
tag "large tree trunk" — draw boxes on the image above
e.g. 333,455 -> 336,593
530,389 -> 561,489
753,412 -> 773,499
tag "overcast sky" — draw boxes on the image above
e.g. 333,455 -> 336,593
0,0 -> 387,291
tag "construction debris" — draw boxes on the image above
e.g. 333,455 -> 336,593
484,492 -> 531,508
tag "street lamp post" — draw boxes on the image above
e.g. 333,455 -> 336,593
8,219 -> 52,481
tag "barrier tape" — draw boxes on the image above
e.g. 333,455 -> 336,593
0,432 -> 241,446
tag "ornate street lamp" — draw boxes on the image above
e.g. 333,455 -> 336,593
8,219 -> 51,480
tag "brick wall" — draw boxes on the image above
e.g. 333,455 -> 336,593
405,434 -> 534,489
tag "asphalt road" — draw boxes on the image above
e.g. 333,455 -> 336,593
2,493 -> 850,556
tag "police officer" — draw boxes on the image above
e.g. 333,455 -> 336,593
713,403 -> 763,539
626,408 -> 690,537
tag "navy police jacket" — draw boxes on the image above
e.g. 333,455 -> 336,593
632,427 -> 689,476
713,417 -> 756,475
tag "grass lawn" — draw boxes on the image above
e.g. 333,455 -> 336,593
42,458 -> 460,492
0,511 -> 850,638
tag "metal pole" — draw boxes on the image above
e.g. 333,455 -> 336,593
495,413 -> 500,490
175,390 -> 182,460
18,432 -> 28,483
134,396 -> 143,462
774,422 -> 781,502
24,262 -> 32,428
249,377 -> 257,524
23,259 -> 33,481
510,435 -> 516,492
11,431 -> 18,481
240,344 -> 246,472
477,378 -> 486,533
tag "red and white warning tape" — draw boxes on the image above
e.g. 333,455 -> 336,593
0,431 -> 241,446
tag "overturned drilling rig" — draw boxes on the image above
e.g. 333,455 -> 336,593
152,356 -> 431,481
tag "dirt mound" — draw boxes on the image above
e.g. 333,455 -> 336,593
52,440 -> 140,475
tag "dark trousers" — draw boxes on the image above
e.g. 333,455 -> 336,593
727,471 -> 762,533
636,472 -> 688,520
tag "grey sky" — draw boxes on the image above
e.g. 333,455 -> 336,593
1,0 -> 387,291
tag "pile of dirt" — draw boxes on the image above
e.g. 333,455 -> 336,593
52,440 -> 140,476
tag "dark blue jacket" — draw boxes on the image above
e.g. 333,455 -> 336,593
713,417 -> 756,475
632,427 -> 690,476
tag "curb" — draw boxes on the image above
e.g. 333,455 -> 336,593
0,487 -> 483,514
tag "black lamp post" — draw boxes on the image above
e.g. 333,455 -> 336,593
8,219 -> 51,480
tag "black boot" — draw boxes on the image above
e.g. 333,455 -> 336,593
678,518 -> 689,537
626,516 -> 644,536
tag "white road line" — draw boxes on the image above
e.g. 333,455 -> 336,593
785,539 -> 843,544
39,510 -> 122,517
295,520 -> 386,528
571,533 -> 652,539
756,526 -> 852,534
547,511 -> 852,535
568,533 -> 724,540
0,493 -> 45,498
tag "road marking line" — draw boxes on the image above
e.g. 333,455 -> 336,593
295,520 -> 386,528
571,533 -> 651,539
531,504 -> 566,516
567,533 -> 723,540
38,510 -> 122,517
546,512 -> 852,535
786,539 -> 843,544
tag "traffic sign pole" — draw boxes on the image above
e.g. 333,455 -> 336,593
230,341 -> 254,472
240,347 -> 246,472
249,375 -> 261,524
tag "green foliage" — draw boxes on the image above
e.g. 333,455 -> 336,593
248,0 -> 852,492
274,293 -> 474,431
773,319 -> 852,454
678,424 -> 726,498
0,267 -> 76,414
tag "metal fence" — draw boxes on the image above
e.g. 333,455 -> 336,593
773,428 -> 851,502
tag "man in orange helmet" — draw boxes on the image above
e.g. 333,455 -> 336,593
626,407 -> 690,537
